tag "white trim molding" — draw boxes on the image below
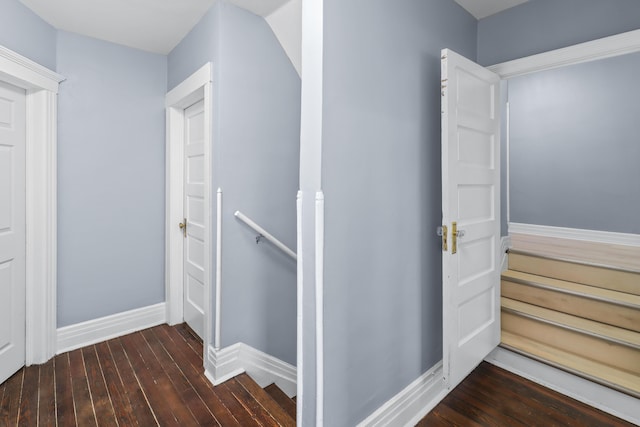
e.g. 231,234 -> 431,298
215,188 -> 222,350
56,303 -> 166,354
0,44 -> 65,366
485,347 -> 640,425
489,29 -> 640,78
295,190 -> 304,426
357,362 -> 447,427
205,343 -> 297,398
0,45 -> 63,93
509,223 -> 640,247
314,191 -> 325,426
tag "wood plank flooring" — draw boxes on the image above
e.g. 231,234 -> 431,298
418,362 -> 636,426
1,323 -> 635,426
0,323 -> 294,426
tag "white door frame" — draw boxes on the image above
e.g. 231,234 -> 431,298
0,45 -> 64,365
165,63 -> 214,359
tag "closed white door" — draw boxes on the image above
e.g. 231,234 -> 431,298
441,49 -> 501,390
182,100 -> 206,339
0,81 -> 26,384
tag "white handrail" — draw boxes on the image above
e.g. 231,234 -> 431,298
234,211 -> 297,261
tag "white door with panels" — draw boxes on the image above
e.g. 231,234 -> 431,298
0,81 -> 26,384
441,49 -> 501,390
182,100 -> 206,339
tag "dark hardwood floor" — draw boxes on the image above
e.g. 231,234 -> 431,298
1,324 -> 635,426
0,323 -> 294,426
418,361 -> 635,427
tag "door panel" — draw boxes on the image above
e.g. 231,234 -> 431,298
183,100 -> 206,339
441,49 -> 501,390
0,81 -> 26,384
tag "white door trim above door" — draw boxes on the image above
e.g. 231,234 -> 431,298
165,63 -> 213,359
0,45 -> 64,366
488,29 -> 640,79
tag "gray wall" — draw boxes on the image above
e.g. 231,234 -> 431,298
166,3 -> 219,91
478,0 -> 640,66
168,1 -> 300,365
478,0 -> 640,236
509,53 -> 640,234
318,0 -> 476,424
0,0 -> 56,69
57,31 -> 167,326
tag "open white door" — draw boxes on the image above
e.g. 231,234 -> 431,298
441,49 -> 501,390
0,81 -> 26,384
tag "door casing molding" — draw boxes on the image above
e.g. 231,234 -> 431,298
0,45 -> 64,365
165,63 -> 214,360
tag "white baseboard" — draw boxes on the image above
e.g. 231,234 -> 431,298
356,362 -> 447,427
56,303 -> 166,354
205,343 -> 297,398
509,223 -> 640,247
501,235 -> 511,272
485,347 -> 640,425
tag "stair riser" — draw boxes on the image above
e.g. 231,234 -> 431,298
502,280 -> 640,333
502,311 -> 640,375
501,331 -> 640,397
508,253 -> 639,295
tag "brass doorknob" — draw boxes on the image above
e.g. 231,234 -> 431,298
179,218 -> 187,237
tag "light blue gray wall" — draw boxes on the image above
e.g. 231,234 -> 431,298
168,1 -> 300,365
166,3 -> 219,91
509,53 -> 640,234
217,2 -> 299,364
478,0 -> 640,66
0,0 -> 56,69
57,31 -> 167,326
318,0 -> 477,424
478,0 -> 640,236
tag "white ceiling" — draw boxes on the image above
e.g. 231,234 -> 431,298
19,0 -> 291,54
19,0 -> 528,55
454,0 -> 529,20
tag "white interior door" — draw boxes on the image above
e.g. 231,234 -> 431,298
0,81 -> 26,384
183,100 -> 206,339
441,49 -> 501,390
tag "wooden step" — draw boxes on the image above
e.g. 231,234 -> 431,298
501,331 -> 640,398
501,297 -> 640,375
501,270 -> 640,332
508,250 -> 639,295
233,373 -> 295,427
264,383 -> 296,420
510,233 -> 640,273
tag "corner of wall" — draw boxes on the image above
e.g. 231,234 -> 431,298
205,342 -> 297,397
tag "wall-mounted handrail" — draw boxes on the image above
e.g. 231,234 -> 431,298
234,211 -> 297,261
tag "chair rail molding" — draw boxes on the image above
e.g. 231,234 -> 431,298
0,44 -> 65,365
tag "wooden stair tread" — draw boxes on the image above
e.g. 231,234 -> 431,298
501,270 -> 640,307
264,384 -> 296,420
501,331 -> 640,397
501,297 -> 640,347
510,233 -> 640,273
233,374 -> 295,427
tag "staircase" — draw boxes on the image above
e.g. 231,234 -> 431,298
500,234 -> 640,398
230,373 -> 297,426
